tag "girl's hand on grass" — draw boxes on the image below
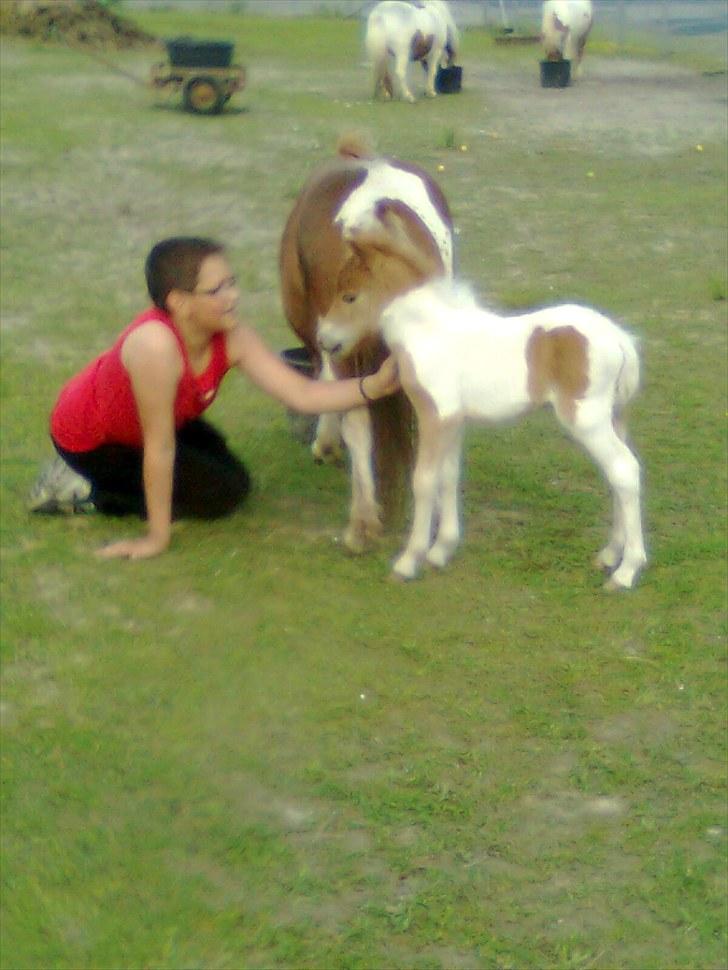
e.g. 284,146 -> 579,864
95,534 -> 169,560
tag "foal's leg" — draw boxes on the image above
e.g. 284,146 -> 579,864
426,421 -> 464,568
341,405 -> 381,554
392,411 -> 449,580
594,414 -> 628,571
597,493 -> 626,573
567,407 -> 646,589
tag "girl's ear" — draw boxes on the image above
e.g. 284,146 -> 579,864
165,289 -> 186,316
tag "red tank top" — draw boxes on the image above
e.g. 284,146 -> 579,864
51,308 -> 231,452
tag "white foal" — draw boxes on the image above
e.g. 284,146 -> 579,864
380,280 -> 647,589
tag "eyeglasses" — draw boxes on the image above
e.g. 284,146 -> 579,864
194,275 -> 238,298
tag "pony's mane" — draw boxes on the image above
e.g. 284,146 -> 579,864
383,279 -> 479,332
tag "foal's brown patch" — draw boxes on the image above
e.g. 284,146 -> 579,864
526,326 -> 589,422
410,31 -> 434,62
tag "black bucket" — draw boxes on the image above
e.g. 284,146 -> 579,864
540,59 -> 571,88
280,346 -> 315,377
280,347 -> 318,445
166,38 -> 234,68
436,65 -> 463,94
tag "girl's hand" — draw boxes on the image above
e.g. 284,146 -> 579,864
95,534 -> 169,560
363,355 -> 400,400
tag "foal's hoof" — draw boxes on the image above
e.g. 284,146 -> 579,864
603,573 -> 633,592
594,549 -> 621,572
390,555 -> 420,581
389,571 -> 411,584
426,546 -> 454,570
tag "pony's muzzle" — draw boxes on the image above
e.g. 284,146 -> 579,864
320,338 -> 343,357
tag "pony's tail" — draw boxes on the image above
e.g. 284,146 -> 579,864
371,390 -> 416,527
346,344 -> 415,528
337,132 -> 375,161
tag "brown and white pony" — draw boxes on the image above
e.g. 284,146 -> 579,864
279,135 -> 453,552
365,0 -> 460,102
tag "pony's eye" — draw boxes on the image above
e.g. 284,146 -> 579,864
342,293 -> 357,304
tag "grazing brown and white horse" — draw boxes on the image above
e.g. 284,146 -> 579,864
541,0 -> 594,78
365,0 -> 460,102
279,135 -> 453,552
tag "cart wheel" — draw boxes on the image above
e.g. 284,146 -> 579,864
183,76 -> 225,115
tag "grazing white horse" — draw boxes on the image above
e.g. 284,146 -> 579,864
379,279 -> 647,589
541,0 -> 594,78
365,0 -> 460,103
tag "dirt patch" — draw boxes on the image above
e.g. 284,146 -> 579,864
467,56 -> 727,158
0,0 -> 156,49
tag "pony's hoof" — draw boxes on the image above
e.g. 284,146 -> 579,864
311,442 -> 344,465
344,531 -> 366,555
603,574 -> 630,592
344,519 -> 382,554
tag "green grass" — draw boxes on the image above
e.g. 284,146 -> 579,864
1,10 -> 727,970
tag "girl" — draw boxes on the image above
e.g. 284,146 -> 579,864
34,237 -> 399,560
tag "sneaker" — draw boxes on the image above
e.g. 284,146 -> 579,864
28,456 -> 95,514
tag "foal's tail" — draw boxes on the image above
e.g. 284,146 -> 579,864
614,329 -> 641,418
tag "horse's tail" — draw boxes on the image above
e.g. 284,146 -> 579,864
337,131 -> 375,161
348,343 -> 415,527
372,391 -> 416,526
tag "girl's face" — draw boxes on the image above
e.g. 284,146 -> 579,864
187,253 -> 240,333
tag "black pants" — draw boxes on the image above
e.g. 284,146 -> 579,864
54,419 -> 250,520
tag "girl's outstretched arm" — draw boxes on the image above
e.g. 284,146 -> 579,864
227,325 -> 399,413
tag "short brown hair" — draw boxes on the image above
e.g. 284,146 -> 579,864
145,237 -> 224,309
